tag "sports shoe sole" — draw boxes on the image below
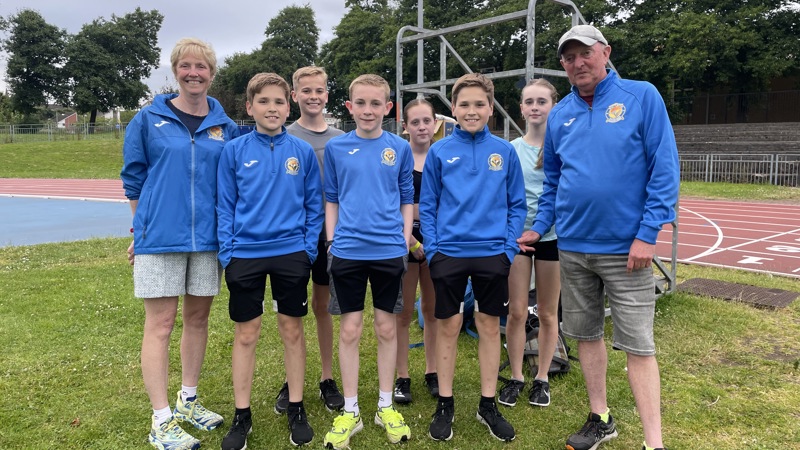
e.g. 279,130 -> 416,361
497,397 -> 518,407
476,412 -> 515,442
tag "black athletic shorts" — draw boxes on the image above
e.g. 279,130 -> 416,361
428,252 -> 511,319
311,234 -> 329,285
518,239 -> 559,261
328,254 -> 406,315
225,251 -> 311,322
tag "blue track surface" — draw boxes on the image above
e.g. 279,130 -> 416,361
0,197 -> 131,247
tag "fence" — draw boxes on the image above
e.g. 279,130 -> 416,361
0,123 -> 128,143
680,154 -> 800,187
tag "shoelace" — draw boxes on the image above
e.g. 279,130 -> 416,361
380,407 -> 405,426
230,416 -> 250,435
577,419 -> 601,438
480,405 -> 505,425
432,404 -> 453,421
332,413 -> 357,430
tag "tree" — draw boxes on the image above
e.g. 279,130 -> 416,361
319,2 -> 400,118
211,5 -> 320,121
64,8 -> 163,128
608,0 -> 800,120
3,9 -> 67,120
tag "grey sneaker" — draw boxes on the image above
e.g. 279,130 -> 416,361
565,412 -> 618,450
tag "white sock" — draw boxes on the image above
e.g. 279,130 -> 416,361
378,390 -> 392,409
153,406 -> 172,426
181,385 -> 197,401
344,396 -> 359,416
535,376 -> 548,383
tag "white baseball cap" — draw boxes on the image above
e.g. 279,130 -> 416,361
557,25 -> 608,58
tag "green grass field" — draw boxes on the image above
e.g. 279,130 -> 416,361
1,141 -> 798,448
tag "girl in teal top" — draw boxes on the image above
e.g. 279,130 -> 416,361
500,79 -> 563,408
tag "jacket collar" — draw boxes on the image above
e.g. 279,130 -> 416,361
570,69 -> 618,98
251,126 -> 288,144
452,124 -> 491,142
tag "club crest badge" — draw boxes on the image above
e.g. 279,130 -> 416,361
381,148 -> 397,166
207,126 -> 224,141
605,103 -> 626,123
285,157 -> 300,175
488,153 -> 504,171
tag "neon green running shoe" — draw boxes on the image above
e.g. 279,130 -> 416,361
148,415 -> 200,450
375,405 -> 411,444
323,411 -> 363,449
173,391 -> 224,431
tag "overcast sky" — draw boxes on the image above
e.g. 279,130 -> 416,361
0,0 -> 350,93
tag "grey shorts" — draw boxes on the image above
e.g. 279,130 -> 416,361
133,251 -> 222,299
558,250 -> 656,356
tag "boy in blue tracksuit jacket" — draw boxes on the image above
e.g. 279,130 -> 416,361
420,73 -> 526,443
322,74 -> 414,450
216,73 -> 322,448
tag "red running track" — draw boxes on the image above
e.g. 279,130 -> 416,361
1,180 -> 797,278
0,178 -> 126,202
656,198 -> 800,279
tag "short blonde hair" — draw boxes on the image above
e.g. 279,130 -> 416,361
349,74 -> 391,102
452,73 -> 494,104
247,73 -> 291,104
292,66 -> 329,90
170,38 -> 217,78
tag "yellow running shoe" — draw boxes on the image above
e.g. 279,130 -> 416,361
374,405 -> 411,444
324,411 -> 363,449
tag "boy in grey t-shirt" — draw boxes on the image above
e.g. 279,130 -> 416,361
271,66 -> 345,414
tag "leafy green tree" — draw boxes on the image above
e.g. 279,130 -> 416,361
64,8 -> 163,128
319,2 -> 400,118
606,0 -> 800,120
3,9 -> 67,121
212,5 -> 319,121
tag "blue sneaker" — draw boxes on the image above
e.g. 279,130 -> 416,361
149,415 -> 200,450
173,391 -> 223,431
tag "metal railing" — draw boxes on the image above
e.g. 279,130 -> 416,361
679,153 -> 800,186
0,124 -> 127,143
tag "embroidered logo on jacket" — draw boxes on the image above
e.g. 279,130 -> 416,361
285,157 -> 300,175
446,156 -> 460,164
208,126 -> 225,141
154,120 -> 170,128
605,103 -> 626,123
244,160 -> 258,168
488,153 -> 504,171
381,148 -> 397,166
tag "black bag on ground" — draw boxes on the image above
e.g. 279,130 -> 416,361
523,289 -> 572,377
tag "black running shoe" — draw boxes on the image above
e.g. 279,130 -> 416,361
222,412 -> 252,450
274,382 -> 289,415
565,412 -> 618,450
393,377 -> 412,404
424,373 -> 439,397
288,404 -> 314,446
498,379 -> 525,407
476,401 -> 515,442
642,447 -> 668,450
428,399 -> 454,441
319,379 -> 344,412
528,379 -> 551,407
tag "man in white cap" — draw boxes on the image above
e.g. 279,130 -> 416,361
518,24 -> 678,450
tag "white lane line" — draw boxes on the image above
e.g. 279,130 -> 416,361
680,206 -> 724,262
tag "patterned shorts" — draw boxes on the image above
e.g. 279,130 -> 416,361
133,251 -> 222,299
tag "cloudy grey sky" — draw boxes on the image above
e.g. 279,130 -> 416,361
0,0 -> 349,93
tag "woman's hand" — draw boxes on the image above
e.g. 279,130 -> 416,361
127,240 -> 135,266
